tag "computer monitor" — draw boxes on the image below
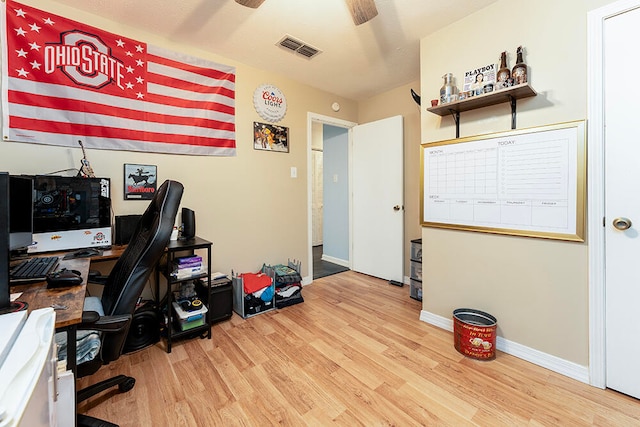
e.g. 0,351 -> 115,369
9,175 -> 34,252
28,175 -> 111,253
0,173 -> 10,311
0,172 -> 33,313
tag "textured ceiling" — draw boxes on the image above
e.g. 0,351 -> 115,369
51,0 -> 498,101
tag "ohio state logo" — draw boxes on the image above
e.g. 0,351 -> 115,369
44,30 -> 125,90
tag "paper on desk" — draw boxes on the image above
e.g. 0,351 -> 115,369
10,292 -> 22,301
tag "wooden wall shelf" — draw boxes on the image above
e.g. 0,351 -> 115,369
426,83 -> 537,137
427,83 -> 537,116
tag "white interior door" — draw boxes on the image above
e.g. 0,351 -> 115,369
604,4 -> 640,399
352,115 -> 404,283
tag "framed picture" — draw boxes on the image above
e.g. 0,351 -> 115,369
253,122 -> 289,153
124,164 -> 157,200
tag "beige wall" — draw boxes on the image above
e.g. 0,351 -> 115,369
358,81 -> 423,277
0,0 -> 360,278
420,0 -> 615,366
0,2 -> 424,284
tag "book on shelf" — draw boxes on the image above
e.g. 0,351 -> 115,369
173,260 -> 202,269
176,255 -> 202,265
211,271 -> 228,280
172,266 -> 205,279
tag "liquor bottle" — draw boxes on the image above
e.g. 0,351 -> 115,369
512,46 -> 527,85
496,51 -> 511,89
439,73 -> 458,104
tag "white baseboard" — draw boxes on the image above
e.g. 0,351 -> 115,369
419,310 -> 590,384
321,254 -> 349,267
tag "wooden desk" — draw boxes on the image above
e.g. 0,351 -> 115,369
10,246 -> 127,374
10,257 -> 90,374
91,245 -> 127,263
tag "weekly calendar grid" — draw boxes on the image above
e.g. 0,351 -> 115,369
422,127 -> 578,235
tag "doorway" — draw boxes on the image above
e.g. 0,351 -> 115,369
309,116 -> 354,280
307,113 -> 404,284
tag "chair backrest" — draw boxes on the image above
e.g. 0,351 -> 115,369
101,179 -> 183,316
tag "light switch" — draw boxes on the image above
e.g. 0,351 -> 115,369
333,174 -> 338,183
290,167 -> 297,178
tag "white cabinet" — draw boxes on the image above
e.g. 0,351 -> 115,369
0,308 -> 74,427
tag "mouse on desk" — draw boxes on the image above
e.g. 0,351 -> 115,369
63,248 -> 102,259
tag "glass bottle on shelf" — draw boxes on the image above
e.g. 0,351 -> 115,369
512,46 -> 527,85
439,73 -> 458,104
497,51 -> 511,90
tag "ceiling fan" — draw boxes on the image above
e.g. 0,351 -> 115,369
234,0 -> 378,26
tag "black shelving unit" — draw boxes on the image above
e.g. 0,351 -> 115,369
155,236 -> 212,353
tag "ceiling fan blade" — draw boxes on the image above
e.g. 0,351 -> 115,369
235,0 -> 265,8
346,0 -> 378,25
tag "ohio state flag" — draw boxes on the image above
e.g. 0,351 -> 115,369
1,0 -> 236,156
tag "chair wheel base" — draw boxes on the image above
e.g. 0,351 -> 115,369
77,413 -> 119,427
119,377 -> 136,392
77,375 -> 136,403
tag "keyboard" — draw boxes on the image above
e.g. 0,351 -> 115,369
10,256 -> 60,283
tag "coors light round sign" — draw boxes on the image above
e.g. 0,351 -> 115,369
253,84 -> 287,122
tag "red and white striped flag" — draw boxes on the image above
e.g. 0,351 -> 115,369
1,0 -> 236,156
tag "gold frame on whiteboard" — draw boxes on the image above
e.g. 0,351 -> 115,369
420,120 -> 586,242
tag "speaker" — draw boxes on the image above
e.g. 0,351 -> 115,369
197,279 -> 233,324
181,207 -> 196,239
123,301 -> 160,353
115,214 -> 142,245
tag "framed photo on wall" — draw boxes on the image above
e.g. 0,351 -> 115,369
124,164 -> 157,200
253,122 -> 289,153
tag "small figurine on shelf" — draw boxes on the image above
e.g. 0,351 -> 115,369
512,46 -> 527,85
496,51 -> 511,90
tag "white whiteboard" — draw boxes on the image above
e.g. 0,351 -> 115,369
420,121 -> 586,241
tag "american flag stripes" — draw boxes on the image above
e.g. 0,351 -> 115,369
1,0 -> 236,156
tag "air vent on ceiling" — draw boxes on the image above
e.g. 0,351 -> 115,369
277,35 -> 321,59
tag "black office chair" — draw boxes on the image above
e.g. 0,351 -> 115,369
74,179 -> 184,427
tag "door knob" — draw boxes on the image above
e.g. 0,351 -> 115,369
393,205 -> 403,211
612,217 -> 632,230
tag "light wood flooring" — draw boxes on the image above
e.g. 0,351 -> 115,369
78,271 -> 640,426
